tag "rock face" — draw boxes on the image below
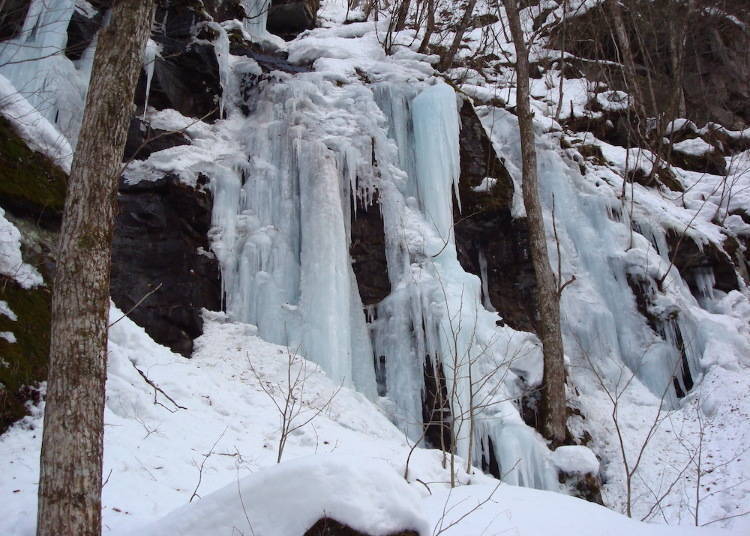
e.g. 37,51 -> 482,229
135,41 -> 223,121
0,118 -> 65,433
350,195 -> 390,306
111,175 -> 221,357
453,100 -> 538,333
557,0 -> 750,130
0,0 -> 31,40
124,117 -> 191,161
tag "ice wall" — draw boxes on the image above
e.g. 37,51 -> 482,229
210,73 -> 386,399
477,107 -> 708,405
207,71 -> 558,488
370,83 -> 558,487
0,0 -> 97,145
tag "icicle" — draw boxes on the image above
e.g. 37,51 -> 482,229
142,39 -> 160,119
478,249 -> 496,312
412,83 -> 461,253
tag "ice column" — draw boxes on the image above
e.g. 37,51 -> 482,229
210,77 -> 378,399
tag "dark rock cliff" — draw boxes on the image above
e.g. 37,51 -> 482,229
454,100 -> 538,333
111,175 -> 221,357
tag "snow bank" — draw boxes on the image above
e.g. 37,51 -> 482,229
138,456 -> 430,536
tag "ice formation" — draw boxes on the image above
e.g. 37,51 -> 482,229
0,0 -> 97,145
4,1 -> 746,510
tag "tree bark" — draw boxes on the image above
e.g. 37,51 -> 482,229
36,2 -> 155,535
503,0 -> 567,445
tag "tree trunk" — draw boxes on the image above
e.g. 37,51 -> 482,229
503,0 -> 567,446
439,0 -> 478,70
417,0 -> 435,53
36,2 -> 155,535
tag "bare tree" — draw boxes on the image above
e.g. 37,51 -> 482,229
36,2 -> 156,535
248,349 -> 341,463
503,0 -> 567,445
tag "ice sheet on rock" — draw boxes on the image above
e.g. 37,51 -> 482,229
209,74 -> 382,398
371,82 -> 557,488
0,75 -> 73,172
141,39 -> 161,119
0,0 -> 96,145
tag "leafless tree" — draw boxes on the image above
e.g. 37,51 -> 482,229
503,0 -> 568,446
248,349 -> 341,463
36,2 -> 156,535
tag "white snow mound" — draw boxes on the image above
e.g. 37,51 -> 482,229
137,455 -> 430,536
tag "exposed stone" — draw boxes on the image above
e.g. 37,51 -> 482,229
111,175 -> 221,356
669,144 -> 727,176
558,470 -> 604,505
453,100 -> 538,333
350,194 -> 390,307
267,0 -> 320,40
666,229 -> 739,297
0,116 -> 67,228
304,518 -> 418,536
553,1 -> 750,130
0,0 -> 31,40
203,0 -> 247,22
65,3 -> 105,60
422,355 -> 451,451
0,118 -> 60,432
134,41 -> 222,121
0,280 -> 51,434
124,117 -> 191,161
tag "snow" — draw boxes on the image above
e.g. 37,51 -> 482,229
423,484 -> 729,536
552,445 -> 600,475
0,74 -> 73,173
2,0 -> 750,533
139,456 -> 431,536
673,137 -> 716,157
0,307 -> 739,536
0,300 -> 17,321
0,207 -> 43,288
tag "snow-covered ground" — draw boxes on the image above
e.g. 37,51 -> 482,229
1,0 -> 749,534
0,310 -> 737,535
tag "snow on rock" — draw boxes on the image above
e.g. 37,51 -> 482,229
552,445 -> 600,475
0,74 -> 73,173
138,456 -> 430,536
0,300 -> 17,321
673,137 -> 716,157
0,207 -> 43,288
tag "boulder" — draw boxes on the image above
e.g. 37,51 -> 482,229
305,518 -> 418,536
267,0 -> 320,40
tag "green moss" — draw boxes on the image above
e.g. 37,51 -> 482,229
0,115 -> 61,433
0,279 -> 51,433
0,116 -> 67,222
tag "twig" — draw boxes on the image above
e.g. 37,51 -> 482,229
131,361 -> 187,410
108,282 -> 163,328
190,427 -> 228,503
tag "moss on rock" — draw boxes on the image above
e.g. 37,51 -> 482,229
0,279 -> 51,434
0,115 -> 68,226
